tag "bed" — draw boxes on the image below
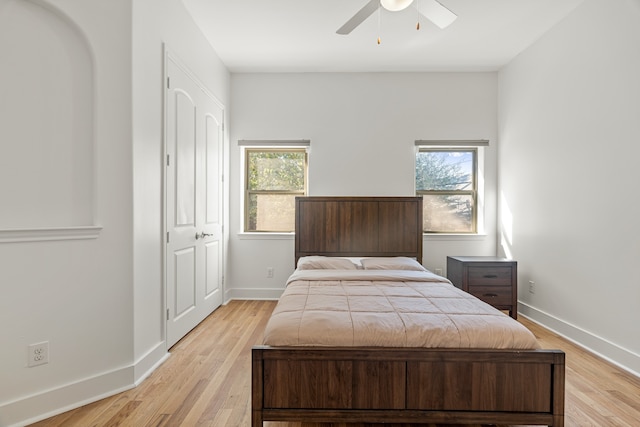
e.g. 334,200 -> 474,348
252,196 -> 565,426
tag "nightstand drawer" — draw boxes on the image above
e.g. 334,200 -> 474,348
468,267 -> 512,286
468,286 -> 512,306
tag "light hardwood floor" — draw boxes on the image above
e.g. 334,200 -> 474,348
29,300 -> 640,427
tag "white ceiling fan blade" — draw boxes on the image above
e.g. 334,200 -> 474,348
336,0 -> 379,35
418,0 -> 457,29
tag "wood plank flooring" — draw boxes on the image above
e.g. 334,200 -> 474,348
29,300 -> 640,427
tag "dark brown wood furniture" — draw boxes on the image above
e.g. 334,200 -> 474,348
252,196 -> 565,426
447,255 -> 518,319
294,196 -> 423,266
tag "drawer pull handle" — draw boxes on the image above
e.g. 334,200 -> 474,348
483,274 -> 498,278
483,293 -> 499,298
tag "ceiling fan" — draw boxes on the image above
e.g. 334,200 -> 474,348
336,0 -> 457,35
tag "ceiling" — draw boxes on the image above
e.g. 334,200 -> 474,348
181,0 -> 585,73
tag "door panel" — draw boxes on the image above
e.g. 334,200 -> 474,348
166,53 -> 224,348
174,247 -> 196,317
175,91 -> 196,227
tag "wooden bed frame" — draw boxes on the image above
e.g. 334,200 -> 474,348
252,196 -> 565,426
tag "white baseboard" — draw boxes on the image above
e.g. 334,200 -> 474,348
0,344 -> 169,427
134,342 -> 170,386
519,302 -> 640,378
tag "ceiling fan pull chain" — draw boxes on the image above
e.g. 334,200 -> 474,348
377,3 -> 382,44
416,0 -> 421,30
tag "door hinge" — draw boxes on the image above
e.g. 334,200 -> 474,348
167,77 -> 170,89
166,308 -> 170,320
166,231 -> 170,243
166,154 -> 170,166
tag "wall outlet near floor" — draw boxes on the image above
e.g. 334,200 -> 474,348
434,268 -> 443,276
267,267 -> 274,278
28,341 -> 49,367
529,280 -> 535,294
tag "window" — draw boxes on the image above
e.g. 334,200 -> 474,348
416,144 -> 481,233
244,148 -> 307,232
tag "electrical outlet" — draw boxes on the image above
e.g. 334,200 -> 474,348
267,267 -> 274,278
434,268 -> 443,276
28,341 -> 49,367
529,280 -> 535,294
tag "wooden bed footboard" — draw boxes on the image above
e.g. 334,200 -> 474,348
252,346 -> 565,426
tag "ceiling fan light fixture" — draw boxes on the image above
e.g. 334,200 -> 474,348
380,0 -> 414,12
336,0 -> 457,35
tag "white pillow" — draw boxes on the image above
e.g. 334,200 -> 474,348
297,256 -> 359,270
360,257 -> 426,271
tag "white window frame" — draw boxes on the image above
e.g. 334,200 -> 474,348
414,140 -> 488,235
239,140 -> 310,235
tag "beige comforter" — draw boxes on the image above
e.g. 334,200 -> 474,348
263,269 -> 540,349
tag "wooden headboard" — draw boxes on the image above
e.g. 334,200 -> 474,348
295,196 -> 423,266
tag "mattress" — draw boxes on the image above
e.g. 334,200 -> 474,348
263,269 -> 540,349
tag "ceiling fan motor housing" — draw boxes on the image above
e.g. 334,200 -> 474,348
380,0 -> 414,12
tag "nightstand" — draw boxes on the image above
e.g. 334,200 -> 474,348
446,256 -> 518,319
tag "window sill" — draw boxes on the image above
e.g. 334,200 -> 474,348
423,233 -> 487,242
237,232 -> 295,240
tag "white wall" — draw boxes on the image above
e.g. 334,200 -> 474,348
0,0 -> 230,425
0,0 -> 95,228
0,1 -> 134,425
498,0 -> 640,375
227,73 -> 499,299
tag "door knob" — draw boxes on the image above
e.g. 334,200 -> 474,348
195,232 -> 213,240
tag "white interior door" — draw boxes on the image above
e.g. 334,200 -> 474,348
165,53 -> 224,348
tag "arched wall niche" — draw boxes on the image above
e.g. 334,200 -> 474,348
0,0 -> 100,241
